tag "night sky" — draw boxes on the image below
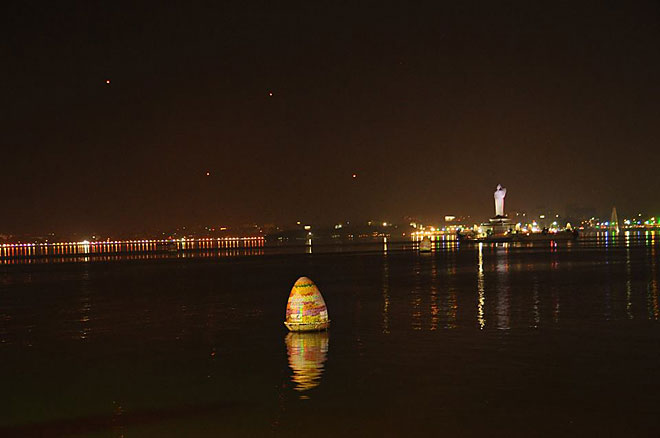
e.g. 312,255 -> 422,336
3,2 -> 660,234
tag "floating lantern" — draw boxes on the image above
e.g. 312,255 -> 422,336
285,331 -> 329,393
419,236 -> 432,252
284,277 -> 330,331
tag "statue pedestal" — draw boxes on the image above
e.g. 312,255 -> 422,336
484,216 -> 512,236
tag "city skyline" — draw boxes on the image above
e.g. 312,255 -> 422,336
0,181 -> 657,236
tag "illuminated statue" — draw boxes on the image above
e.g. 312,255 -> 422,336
494,184 -> 506,217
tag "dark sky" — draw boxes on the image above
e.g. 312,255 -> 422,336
3,1 -> 660,234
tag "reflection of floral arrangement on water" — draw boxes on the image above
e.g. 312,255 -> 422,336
285,331 -> 329,392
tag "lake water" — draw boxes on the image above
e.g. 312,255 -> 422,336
1,237 -> 659,437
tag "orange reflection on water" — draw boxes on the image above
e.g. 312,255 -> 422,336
626,246 -> 633,319
411,258 -> 422,330
285,331 -> 329,394
382,256 -> 390,334
430,260 -> 439,330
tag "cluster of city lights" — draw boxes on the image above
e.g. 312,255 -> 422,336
410,215 -> 660,240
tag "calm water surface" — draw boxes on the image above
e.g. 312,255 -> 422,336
1,239 -> 659,437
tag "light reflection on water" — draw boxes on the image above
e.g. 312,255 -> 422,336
429,257 -> 439,330
477,243 -> 485,329
650,243 -> 659,320
78,268 -> 92,341
495,244 -> 510,330
381,255 -> 390,334
410,255 -> 423,330
285,331 -> 329,396
626,241 -> 633,319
